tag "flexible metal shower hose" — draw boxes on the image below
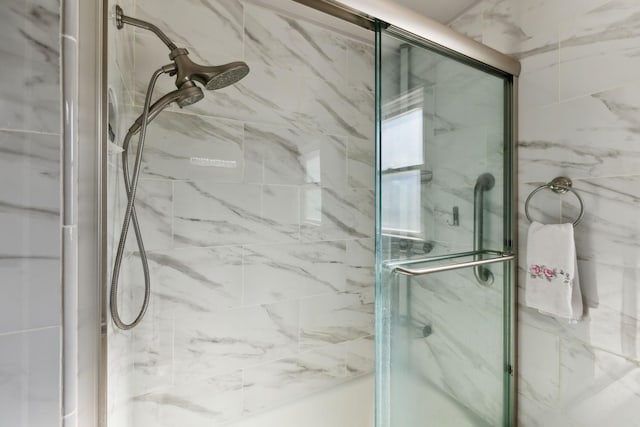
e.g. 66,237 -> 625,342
109,68 -> 163,330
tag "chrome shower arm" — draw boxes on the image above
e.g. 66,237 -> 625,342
115,5 -> 177,51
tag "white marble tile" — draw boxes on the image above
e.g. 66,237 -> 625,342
0,130 -> 60,333
173,301 -> 299,381
243,241 -> 346,306
518,324 -> 560,406
346,335 -> 374,377
520,85 -> 640,182
128,179 -> 173,251
0,0 -> 60,133
0,130 -> 60,257
299,292 -> 374,351
147,246 -> 243,314
347,137 -> 374,189
448,1 -> 485,42
559,340 -> 640,427
173,180 -> 298,247
298,76 -> 373,140
135,0 -> 244,62
346,238 -> 375,302
244,123 -> 347,189
0,328 -> 61,427
300,187 -> 374,241
517,392 -> 566,427
242,344 -> 347,415
345,39 -> 374,94
261,185 -> 300,229
138,111 -> 244,183
482,0 -> 560,60
563,177 -> 640,268
244,3 -> 347,86
0,257 -> 60,335
519,50 -> 559,112
559,0 -> 640,100
134,371 -> 243,427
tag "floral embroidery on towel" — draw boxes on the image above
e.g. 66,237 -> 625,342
528,264 -> 571,284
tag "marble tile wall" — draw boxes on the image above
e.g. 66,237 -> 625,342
0,0 -> 62,426
450,0 -> 640,424
106,1 -> 375,426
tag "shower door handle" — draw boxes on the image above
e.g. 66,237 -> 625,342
473,173 -> 495,286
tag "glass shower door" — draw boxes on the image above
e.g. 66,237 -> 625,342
375,26 -> 515,427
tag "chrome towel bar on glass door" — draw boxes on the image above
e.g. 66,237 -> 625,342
524,176 -> 584,227
387,250 -> 515,277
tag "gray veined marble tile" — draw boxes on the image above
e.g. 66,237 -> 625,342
173,180 -> 299,247
242,343 -> 347,415
347,136 -> 374,189
0,0 -> 60,133
138,111 -> 244,183
346,238 -> 375,302
0,130 -> 60,258
518,323 -> 560,407
559,0 -> 640,100
0,257 -> 60,335
299,292 -> 374,351
243,241 -> 347,306
133,371 -> 243,427
0,328 -> 61,427
0,130 -> 60,333
172,301 -> 299,381
448,1 -> 485,42
562,177 -> 640,268
298,74 -> 373,140
135,0 -> 244,62
146,246 -> 243,314
261,185 -> 300,227
300,187 -> 374,242
244,123 -> 347,189
346,335 -> 374,377
126,179 -> 173,251
244,2 -> 348,87
559,340 -> 640,427
482,0 -> 560,60
345,39 -> 375,94
519,84 -> 640,182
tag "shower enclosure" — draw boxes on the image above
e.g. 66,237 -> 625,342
102,0 -> 518,426
375,23 -> 517,427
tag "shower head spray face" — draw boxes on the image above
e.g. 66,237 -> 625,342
170,49 -> 250,92
176,84 -> 205,107
202,62 -> 250,90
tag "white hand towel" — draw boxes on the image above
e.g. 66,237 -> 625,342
525,221 -> 583,321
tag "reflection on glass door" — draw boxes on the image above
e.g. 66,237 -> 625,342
375,25 -> 515,427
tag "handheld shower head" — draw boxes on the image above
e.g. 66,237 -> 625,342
128,84 -> 204,135
115,6 -> 250,94
170,48 -> 250,91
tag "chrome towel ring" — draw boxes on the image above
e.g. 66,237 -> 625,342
524,176 -> 584,227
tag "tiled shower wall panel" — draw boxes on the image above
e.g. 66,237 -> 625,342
450,0 -> 640,425
0,0 -> 62,426
106,1 -> 375,425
